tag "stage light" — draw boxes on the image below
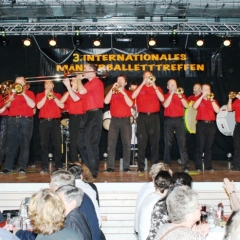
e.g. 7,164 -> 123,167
0,28 -> 9,47
93,38 -> 101,47
23,38 -> 31,47
73,28 -> 83,46
49,37 -> 57,47
115,36 -> 133,42
169,27 -> 179,45
196,36 -> 204,47
223,38 -> 231,47
148,38 -> 157,47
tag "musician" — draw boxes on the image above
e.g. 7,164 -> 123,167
227,93 -> 240,171
129,82 -> 138,92
1,77 -> 35,174
61,77 -> 84,163
193,84 -> 220,171
76,64 -> 104,178
36,80 -> 64,173
187,83 -> 202,102
0,95 -> 8,169
132,71 -> 164,172
104,75 -> 133,172
163,79 -> 189,172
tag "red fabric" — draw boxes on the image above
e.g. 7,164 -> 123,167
0,95 -> 8,116
136,85 -> 163,113
36,92 -> 62,118
232,99 -> 240,122
187,94 -> 202,102
196,98 -> 218,121
83,78 -> 104,111
8,90 -> 35,117
110,90 -> 132,117
64,92 -> 84,114
164,93 -> 187,117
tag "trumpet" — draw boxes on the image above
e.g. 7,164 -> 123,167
175,87 -> 184,95
47,91 -> 55,100
207,93 -> 214,100
229,91 -> 240,99
112,83 -> 122,94
147,76 -> 156,84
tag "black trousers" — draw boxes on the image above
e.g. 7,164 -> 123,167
0,116 -> 8,166
195,121 -> 216,169
69,114 -> 83,163
77,109 -> 103,177
39,119 -> 63,170
164,117 -> 189,167
233,123 -> 240,168
136,113 -> 160,169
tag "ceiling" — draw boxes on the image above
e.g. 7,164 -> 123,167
1,0 -> 240,35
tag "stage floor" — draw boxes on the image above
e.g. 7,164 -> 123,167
0,160 -> 238,183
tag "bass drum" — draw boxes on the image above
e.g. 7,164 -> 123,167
184,101 -> 197,134
103,110 -> 111,130
216,105 -> 235,136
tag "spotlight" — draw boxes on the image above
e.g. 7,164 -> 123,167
148,38 -> 157,47
73,28 -> 83,46
115,36 -> 133,42
23,38 -> 31,47
49,37 -> 57,47
169,27 -> 179,45
196,36 -> 204,47
93,38 -> 101,47
223,38 -> 231,47
0,28 -> 9,47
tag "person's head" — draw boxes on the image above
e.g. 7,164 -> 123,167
225,211 -> 240,240
71,78 -> 78,91
143,71 -> 153,86
15,77 -> 26,86
167,79 -> 177,93
129,82 -> 138,91
202,84 -> 211,96
171,172 -> 193,188
28,188 -> 65,235
117,75 -> 127,89
83,64 -> 97,80
44,81 -> 54,90
166,186 -> 200,226
193,83 -> 202,95
154,171 -> 172,193
50,170 -> 75,191
149,163 -> 172,180
56,184 -> 84,215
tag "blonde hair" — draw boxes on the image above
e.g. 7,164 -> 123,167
149,162 -> 172,180
28,188 -> 65,235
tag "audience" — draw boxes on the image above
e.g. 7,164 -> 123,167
153,186 -> 209,240
224,210 -> 240,240
134,162 -> 172,233
0,228 -> 20,240
138,171 -> 172,240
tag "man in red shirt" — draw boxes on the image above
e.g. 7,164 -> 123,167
36,81 -> 64,173
193,84 -> 220,171
104,75 -> 133,172
187,83 -> 202,102
62,78 -> 84,163
76,64 -> 104,178
132,71 -> 164,172
163,79 -> 189,172
2,77 -> 35,174
227,93 -> 240,170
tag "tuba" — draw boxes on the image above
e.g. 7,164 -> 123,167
229,91 -> 240,99
207,93 -> 214,100
175,87 -> 184,95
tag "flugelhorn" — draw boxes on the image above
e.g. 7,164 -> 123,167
229,91 -> 240,99
207,93 -> 214,100
175,87 -> 184,95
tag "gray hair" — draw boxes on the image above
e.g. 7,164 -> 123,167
149,163 -> 172,180
225,211 -> 240,240
51,170 -> 75,188
56,185 -> 84,208
166,186 -> 198,223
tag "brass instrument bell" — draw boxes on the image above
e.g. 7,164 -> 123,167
147,76 -> 156,84
229,91 -> 240,99
175,87 -> 184,95
0,80 -> 15,97
112,83 -> 121,94
207,93 -> 214,100
47,91 -> 55,100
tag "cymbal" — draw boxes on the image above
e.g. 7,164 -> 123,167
61,118 -> 69,127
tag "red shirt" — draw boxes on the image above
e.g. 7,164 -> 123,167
8,90 -> 35,117
0,95 -> 8,116
63,92 -> 84,114
110,90 -> 132,117
136,85 -> 163,113
232,99 -> 240,122
36,92 -> 62,118
83,78 -> 104,112
164,93 -> 187,117
196,98 -> 218,121
187,94 -> 202,102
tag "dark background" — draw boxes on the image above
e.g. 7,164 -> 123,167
1,34 -> 239,163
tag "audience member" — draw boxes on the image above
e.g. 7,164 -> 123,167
154,186 -> 209,240
0,228 -> 20,240
224,210 -> 240,240
138,171 -> 172,240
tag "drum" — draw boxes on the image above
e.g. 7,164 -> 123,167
103,110 -> 111,130
184,101 -> 197,134
61,111 -> 69,127
216,105 -> 235,136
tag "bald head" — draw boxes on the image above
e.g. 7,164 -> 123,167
193,84 -> 201,96
167,79 -> 177,93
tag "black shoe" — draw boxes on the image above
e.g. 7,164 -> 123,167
123,168 -> 131,172
206,167 -> 214,171
1,169 -> 12,174
28,163 -> 35,168
196,168 -> 202,172
19,168 -> 26,174
231,167 -> 240,171
40,169 -> 49,174
183,167 -> 189,173
137,168 -> 144,172
105,168 -> 114,172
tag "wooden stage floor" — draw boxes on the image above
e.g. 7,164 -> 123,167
0,160 -> 239,183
